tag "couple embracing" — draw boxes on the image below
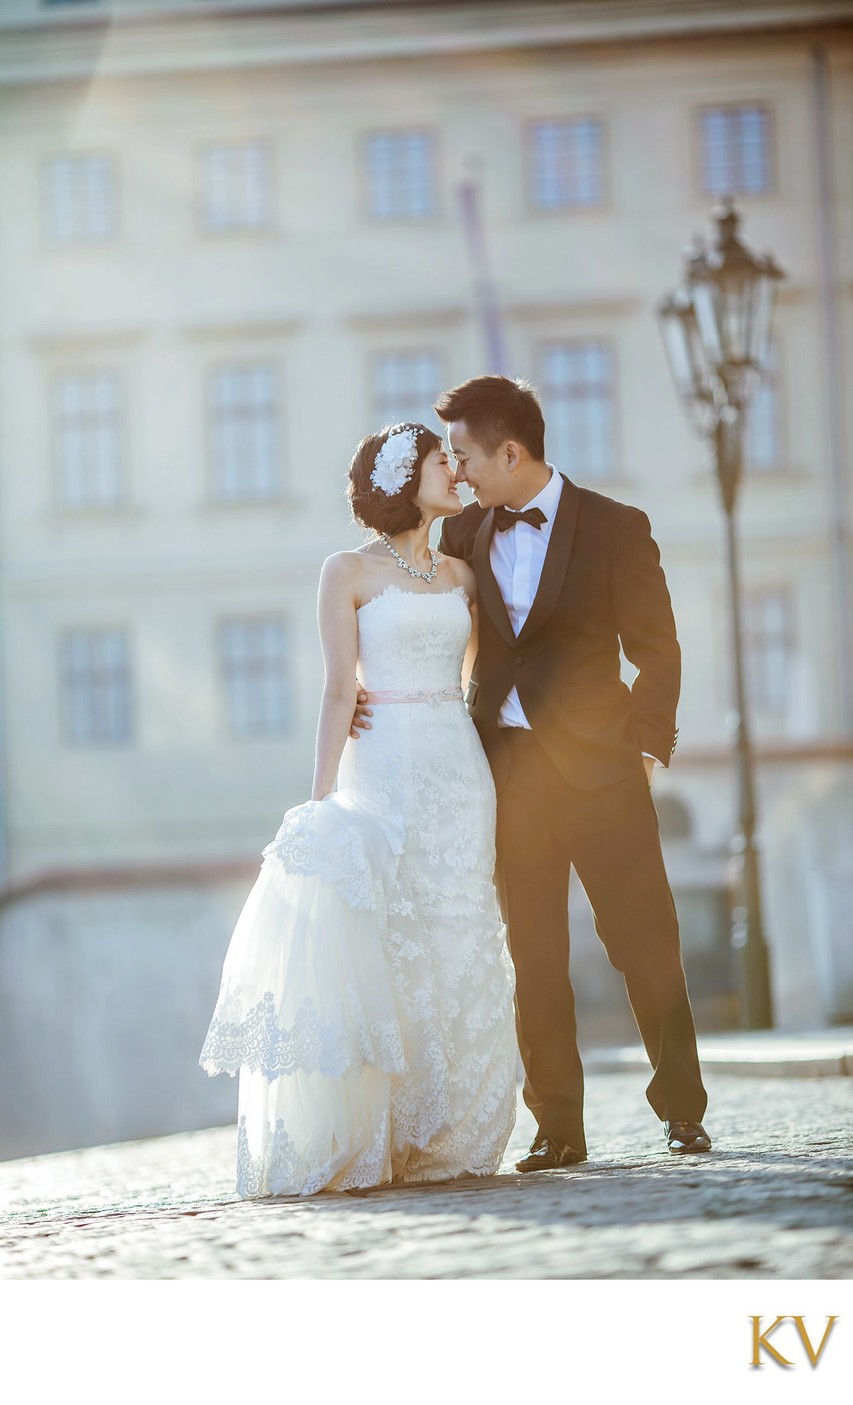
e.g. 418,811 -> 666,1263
200,374 -> 710,1198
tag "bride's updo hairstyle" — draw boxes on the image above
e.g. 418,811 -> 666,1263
347,422 -> 443,536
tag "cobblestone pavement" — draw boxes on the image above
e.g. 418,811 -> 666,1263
0,1072 -> 850,1279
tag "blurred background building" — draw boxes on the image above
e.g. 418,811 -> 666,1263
0,0 -> 850,1158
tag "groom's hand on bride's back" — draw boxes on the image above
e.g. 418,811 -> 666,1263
349,686 -> 372,739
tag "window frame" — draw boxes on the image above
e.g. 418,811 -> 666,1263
57,623 -> 133,748
360,127 -> 442,224
42,150 -> 119,246
369,347 -> 445,429
217,614 -> 294,740
195,137 -> 275,237
743,337 -> 787,475
205,358 -> 283,504
693,100 -> 776,201
524,115 -> 609,216
741,583 -> 795,719
535,335 -> 622,483
49,365 -> 126,512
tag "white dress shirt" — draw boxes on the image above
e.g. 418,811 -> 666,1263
490,467 -> 563,730
490,468 -> 661,765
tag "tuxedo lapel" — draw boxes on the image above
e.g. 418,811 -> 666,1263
517,475 -> 580,644
472,510 -> 516,647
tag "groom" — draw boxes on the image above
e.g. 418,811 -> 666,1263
435,374 -> 709,1169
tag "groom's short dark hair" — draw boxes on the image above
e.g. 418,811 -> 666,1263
434,375 -> 545,460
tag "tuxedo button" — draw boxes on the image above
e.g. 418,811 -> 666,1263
514,655 -> 524,666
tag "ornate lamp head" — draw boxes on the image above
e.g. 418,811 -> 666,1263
688,198 -> 785,409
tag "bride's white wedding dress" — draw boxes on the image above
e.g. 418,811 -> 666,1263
200,583 -> 517,1197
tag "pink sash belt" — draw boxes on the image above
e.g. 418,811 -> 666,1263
364,686 -> 463,705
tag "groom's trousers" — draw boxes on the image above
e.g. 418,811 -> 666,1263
494,727 -> 707,1155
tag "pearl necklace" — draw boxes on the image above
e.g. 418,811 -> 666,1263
381,534 -> 440,582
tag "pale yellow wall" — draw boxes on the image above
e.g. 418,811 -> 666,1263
0,1 -> 850,1045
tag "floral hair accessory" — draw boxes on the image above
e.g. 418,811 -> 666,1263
370,426 -> 422,497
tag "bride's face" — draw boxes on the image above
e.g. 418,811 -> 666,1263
415,444 -> 463,518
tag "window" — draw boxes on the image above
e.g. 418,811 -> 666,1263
538,341 -> 616,480
200,142 -> 271,232
528,119 -> 604,210
209,363 -> 280,501
742,588 -> 793,715
219,618 -> 292,737
59,627 -> 131,745
744,341 -> 782,472
364,131 -> 436,220
698,104 -> 772,196
45,154 -> 116,243
52,369 -> 122,508
372,351 -> 443,427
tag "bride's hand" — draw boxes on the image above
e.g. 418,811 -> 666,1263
349,686 -> 372,739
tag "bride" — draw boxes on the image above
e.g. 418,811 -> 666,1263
200,422 -> 517,1197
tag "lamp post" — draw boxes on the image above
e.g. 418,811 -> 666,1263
658,198 -> 785,1030
457,168 -> 507,375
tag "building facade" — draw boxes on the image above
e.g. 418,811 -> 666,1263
0,0 -> 851,1155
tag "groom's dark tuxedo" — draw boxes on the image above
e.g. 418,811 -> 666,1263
444,473 -> 679,791
439,474 -> 707,1154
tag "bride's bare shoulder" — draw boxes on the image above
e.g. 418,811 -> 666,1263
319,547 -> 388,606
321,547 -> 376,576
318,550 -> 367,592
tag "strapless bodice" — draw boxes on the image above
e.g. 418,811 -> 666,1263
356,585 -> 471,693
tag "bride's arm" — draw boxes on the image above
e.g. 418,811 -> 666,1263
461,599 -> 479,691
311,554 -> 359,802
454,560 -> 479,690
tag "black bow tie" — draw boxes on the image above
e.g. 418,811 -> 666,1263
494,505 -> 547,533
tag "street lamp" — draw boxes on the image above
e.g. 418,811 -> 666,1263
657,197 -> 785,1030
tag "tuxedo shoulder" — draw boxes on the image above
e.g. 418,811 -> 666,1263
439,502 -> 487,552
457,501 -> 489,530
576,484 -> 649,530
577,483 -> 642,518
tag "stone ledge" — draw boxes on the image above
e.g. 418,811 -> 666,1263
585,1027 -> 853,1078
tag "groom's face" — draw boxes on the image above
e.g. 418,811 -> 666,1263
447,421 -> 510,510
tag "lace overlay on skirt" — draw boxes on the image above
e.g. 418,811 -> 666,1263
200,586 -> 517,1197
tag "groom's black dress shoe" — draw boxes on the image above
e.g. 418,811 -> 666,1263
515,1134 -> 587,1172
665,1120 -> 712,1154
